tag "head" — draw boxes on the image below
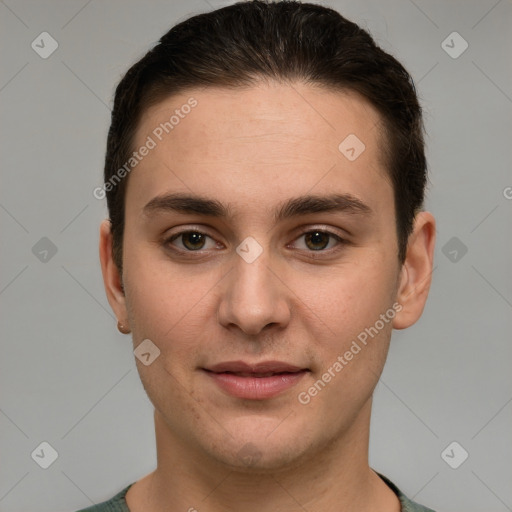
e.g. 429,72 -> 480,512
99,0 -> 435,471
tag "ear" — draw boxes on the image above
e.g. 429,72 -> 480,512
99,219 -> 129,329
392,211 -> 436,330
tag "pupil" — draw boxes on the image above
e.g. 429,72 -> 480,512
306,231 -> 328,250
183,232 -> 205,250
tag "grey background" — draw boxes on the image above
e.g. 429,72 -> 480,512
0,0 -> 511,511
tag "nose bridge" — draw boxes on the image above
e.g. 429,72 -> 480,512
218,239 -> 290,335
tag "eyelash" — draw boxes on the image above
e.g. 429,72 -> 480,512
162,227 -> 348,258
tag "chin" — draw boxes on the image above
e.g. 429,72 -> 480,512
216,446 -> 301,474
206,427 -> 316,474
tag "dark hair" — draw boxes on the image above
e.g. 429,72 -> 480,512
104,0 -> 427,275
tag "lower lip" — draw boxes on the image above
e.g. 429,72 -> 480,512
204,370 -> 308,400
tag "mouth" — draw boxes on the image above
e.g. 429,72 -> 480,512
202,360 -> 309,400
214,371 -> 299,377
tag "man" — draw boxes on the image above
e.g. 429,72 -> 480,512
82,1 -> 437,510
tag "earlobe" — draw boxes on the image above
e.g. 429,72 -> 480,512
99,219 -> 130,329
392,211 -> 436,330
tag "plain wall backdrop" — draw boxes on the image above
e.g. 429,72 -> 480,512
1,0 -> 511,511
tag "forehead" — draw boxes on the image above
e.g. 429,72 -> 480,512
127,82 -> 392,221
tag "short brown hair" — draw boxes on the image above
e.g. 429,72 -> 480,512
104,0 -> 427,274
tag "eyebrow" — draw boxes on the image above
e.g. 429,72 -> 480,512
142,192 -> 373,223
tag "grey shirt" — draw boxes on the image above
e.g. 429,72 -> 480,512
74,473 -> 436,511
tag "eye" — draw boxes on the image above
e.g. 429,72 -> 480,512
163,227 -> 347,256
165,230 -> 218,252
292,229 -> 345,252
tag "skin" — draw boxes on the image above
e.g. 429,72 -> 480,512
99,81 -> 436,512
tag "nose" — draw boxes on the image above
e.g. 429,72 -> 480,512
217,245 -> 291,337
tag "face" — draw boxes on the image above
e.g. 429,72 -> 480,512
102,82 -> 426,472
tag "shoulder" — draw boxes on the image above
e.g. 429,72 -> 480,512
377,473 -> 437,512
73,484 -> 134,512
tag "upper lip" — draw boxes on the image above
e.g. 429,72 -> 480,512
205,360 -> 306,374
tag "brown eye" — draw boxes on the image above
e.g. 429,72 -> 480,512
181,232 -> 206,250
293,230 -> 345,252
166,231 -> 215,252
304,231 -> 331,251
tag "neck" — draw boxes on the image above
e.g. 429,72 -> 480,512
128,397 -> 400,512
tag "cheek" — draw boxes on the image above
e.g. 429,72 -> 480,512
123,249 -> 216,345
292,255 -> 398,398
298,256 -> 396,334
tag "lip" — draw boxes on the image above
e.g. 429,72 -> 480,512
203,360 -> 309,400
207,360 -> 305,374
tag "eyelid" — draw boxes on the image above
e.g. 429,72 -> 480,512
289,223 -> 350,240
